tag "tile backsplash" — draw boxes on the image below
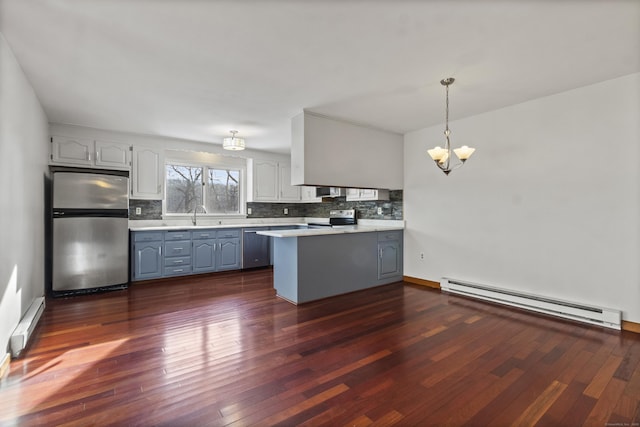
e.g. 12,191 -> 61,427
129,190 -> 403,221
129,199 -> 162,220
247,190 -> 403,220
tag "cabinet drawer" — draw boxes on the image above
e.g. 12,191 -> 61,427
133,232 -> 163,242
378,231 -> 402,242
164,256 -> 191,267
217,229 -> 240,239
192,229 -> 215,240
165,241 -> 191,256
165,230 -> 191,240
164,265 -> 192,276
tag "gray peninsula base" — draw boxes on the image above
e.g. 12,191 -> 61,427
270,231 -> 403,304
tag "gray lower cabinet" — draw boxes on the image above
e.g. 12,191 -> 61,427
218,237 -> 242,270
192,229 -> 217,273
164,232 -> 192,276
377,231 -> 403,282
133,241 -> 163,280
131,228 -> 241,281
192,239 -> 217,273
132,232 -> 163,280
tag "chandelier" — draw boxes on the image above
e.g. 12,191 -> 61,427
427,78 -> 475,175
223,130 -> 245,151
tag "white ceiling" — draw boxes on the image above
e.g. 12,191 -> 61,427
1,1 -> 638,154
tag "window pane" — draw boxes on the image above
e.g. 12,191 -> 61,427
165,165 -> 203,214
205,168 -> 240,214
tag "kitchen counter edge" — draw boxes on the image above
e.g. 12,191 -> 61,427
256,225 -> 404,238
129,222 -> 307,231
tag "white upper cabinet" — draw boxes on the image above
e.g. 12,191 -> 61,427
252,160 -> 279,201
346,188 -> 390,201
50,136 -> 131,170
250,159 -> 302,202
94,140 -> 131,170
300,186 -> 321,202
278,163 -> 300,201
51,136 -> 93,166
131,146 -> 164,199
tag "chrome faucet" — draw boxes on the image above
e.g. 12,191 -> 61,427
192,204 -> 207,226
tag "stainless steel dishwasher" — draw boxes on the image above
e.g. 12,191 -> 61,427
242,227 -> 270,269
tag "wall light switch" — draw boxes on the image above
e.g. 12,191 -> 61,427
135,207 -> 142,215
284,208 -> 288,215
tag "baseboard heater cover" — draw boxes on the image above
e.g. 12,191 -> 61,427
10,297 -> 45,357
440,278 -> 621,330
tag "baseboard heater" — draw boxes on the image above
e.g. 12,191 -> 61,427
10,297 -> 45,357
440,278 -> 621,330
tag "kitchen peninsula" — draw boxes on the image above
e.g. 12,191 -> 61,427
257,226 -> 403,304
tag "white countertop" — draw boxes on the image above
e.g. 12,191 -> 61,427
256,225 -> 404,238
129,222 -> 306,231
129,218 -> 404,232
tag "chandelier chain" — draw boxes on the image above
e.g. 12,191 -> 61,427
445,83 -> 449,134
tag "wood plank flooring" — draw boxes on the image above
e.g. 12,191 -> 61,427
1,269 -> 639,426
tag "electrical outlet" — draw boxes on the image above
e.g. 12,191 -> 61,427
135,207 -> 142,215
247,207 -> 252,215
377,207 -> 383,215
284,208 -> 288,215
420,253 -> 424,260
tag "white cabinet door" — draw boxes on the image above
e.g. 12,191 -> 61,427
95,140 -> 131,170
51,136 -> 93,166
360,189 -> 378,200
279,163 -> 300,201
301,186 -> 321,202
346,188 -> 389,201
253,160 -> 279,201
132,146 -> 163,199
345,188 -> 361,201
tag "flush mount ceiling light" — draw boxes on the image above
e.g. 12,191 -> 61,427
427,78 -> 475,175
223,130 -> 245,151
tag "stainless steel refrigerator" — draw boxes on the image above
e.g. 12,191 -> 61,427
52,169 -> 129,293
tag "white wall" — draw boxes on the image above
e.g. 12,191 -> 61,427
404,73 -> 640,323
0,33 -> 49,355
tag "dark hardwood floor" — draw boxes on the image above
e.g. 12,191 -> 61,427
1,269 -> 639,426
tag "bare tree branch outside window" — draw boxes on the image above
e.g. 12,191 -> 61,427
166,164 -> 240,215
206,168 -> 239,213
166,165 -> 203,214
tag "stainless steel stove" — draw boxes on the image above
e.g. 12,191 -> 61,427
308,209 -> 356,228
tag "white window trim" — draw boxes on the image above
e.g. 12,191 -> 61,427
164,158 -> 247,218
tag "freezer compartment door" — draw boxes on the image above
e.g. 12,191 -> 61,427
53,172 -> 128,210
53,217 -> 129,291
